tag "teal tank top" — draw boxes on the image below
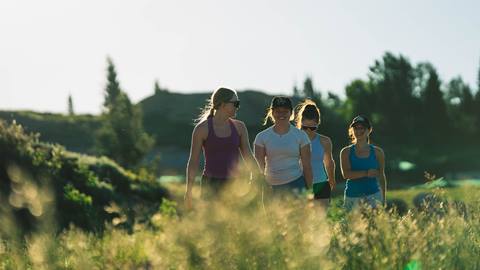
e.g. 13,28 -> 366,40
345,144 -> 380,197
311,135 -> 328,183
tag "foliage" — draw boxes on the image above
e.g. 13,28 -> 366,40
0,179 -> 479,269
0,120 -> 168,233
0,111 -> 100,153
103,57 -> 121,111
96,58 -> 154,169
68,94 -> 74,116
2,53 -> 480,180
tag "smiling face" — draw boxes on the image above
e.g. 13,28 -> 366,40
351,123 -> 371,142
272,107 -> 292,123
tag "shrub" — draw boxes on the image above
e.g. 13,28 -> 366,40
0,120 -> 169,233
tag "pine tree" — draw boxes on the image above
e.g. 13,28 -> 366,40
153,80 -> 169,94
103,57 -> 121,111
368,52 -> 419,146
154,80 -> 162,95
96,58 -> 154,168
303,77 -> 315,99
345,79 -> 374,118
418,63 -> 449,145
474,60 -> 480,133
292,85 -> 299,97
446,77 -> 475,136
301,76 -> 322,105
68,94 -> 74,116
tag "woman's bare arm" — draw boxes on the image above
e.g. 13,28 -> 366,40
321,136 -> 336,189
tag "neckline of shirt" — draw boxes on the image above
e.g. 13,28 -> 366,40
271,124 -> 294,137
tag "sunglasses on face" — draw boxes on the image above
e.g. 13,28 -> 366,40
226,100 -> 240,108
301,126 -> 317,131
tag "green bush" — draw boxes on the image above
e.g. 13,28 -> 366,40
0,120 -> 169,233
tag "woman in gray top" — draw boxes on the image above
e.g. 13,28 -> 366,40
254,96 -> 313,195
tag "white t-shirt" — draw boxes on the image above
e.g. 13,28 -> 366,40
254,125 -> 311,185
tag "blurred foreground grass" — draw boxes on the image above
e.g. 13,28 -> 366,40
1,179 -> 480,269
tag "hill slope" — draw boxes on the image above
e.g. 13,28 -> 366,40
0,120 -> 169,233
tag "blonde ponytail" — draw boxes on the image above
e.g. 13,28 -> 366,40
194,87 -> 236,124
262,108 -> 273,125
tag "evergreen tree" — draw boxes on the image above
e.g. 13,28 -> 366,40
154,80 -> 168,94
344,79 -> 374,119
446,77 -> 475,136
447,77 -> 474,114
303,76 -> 315,99
96,58 -> 154,168
103,57 -> 121,111
368,52 -> 419,146
474,60 -> 480,133
97,93 -> 154,168
292,84 -> 300,97
68,94 -> 74,116
299,76 -> 322,106
417,63 -> 449,145
326,92 -> 341,109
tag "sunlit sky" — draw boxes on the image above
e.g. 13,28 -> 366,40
1,0 -> 479,114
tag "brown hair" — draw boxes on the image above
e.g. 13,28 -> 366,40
262,97 -> 295,125
348,126 -> 372,144
196,87 -> 237,123
295,99 -> 320,128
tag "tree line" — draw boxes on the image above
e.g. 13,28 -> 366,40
87,52 -> 480,178
293,52 -> 480,177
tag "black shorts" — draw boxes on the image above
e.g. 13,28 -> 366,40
313,182 -> 331,200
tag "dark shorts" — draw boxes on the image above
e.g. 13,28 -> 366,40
271,175 -> 307,195
201,175 -> 229,199
313,182 -> 331,200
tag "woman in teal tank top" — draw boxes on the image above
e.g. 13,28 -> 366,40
295,99 -> 336,209
340,115 -> 387,211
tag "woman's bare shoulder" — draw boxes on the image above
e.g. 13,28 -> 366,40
340,144 -> 353,155
373,145 -> 384,156
193,120 -> 209,136
319,134 -> 332,145
231,119 -> 247,134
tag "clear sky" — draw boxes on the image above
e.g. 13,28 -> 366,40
1,0 -> 479,114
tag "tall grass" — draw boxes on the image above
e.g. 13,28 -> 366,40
1,178 -> 479,269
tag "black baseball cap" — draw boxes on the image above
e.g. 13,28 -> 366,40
350,115 -> 371,129
271,96 -> 293,110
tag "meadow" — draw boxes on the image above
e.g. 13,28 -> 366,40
2,118 -> 480,269
1,178 -> 479,270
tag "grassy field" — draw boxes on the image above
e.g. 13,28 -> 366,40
1,179 -> 479,269
163,179 -> 480,210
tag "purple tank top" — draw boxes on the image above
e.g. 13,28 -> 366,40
202,117 -> 240,179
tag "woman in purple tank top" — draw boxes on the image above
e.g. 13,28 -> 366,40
185,88 -> 259,209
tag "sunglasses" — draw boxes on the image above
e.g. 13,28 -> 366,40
226,100 -> 240,108
301,126 -> 317,131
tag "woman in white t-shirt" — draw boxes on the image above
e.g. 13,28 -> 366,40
254,96 -> 313,195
